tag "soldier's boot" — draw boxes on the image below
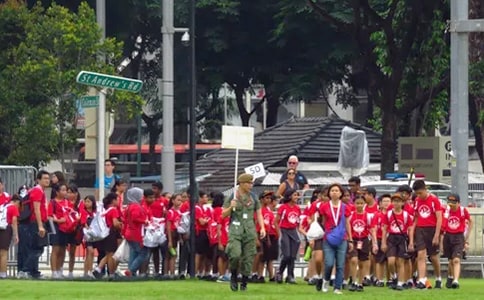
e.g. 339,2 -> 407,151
240,275 -> 249,291
230,270 -> 238,292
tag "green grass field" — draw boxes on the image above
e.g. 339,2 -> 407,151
1,279 -> 482,299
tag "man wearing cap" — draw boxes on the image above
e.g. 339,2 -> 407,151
124,187 -> 149,276
279,155 -> 310,190
222,173 -> 266,292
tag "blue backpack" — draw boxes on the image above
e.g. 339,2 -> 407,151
326,204 -> 346,247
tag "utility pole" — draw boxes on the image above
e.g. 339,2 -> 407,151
449,1 -> 484,206
96,0 -> 106,201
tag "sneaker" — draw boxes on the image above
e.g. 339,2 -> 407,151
124,270 -> 132,277
445,277 -> 453,289
333,289 -> 343,295
415,281 -> 427,289
285,276 -> 296,284
375,280 -> 385,287
394,285 -> 404,291
217,275 -> 230,283
269,277 -> 275,282
92,270 -> 102,279
362,277 -> 372,286
356,285 -> 364,292
86,272 -> 96,279
308,277 -> 318,285
330,279 -> 335,286
316,279 -> 323,291
178,274 -> 186,280
67,272 -> 74,280
348,283 -> 358,292
251,274 -> 258,282
16,271 -> 25,279
322,279 -> 329,293
434,280 -> 442,289
451,281 -> 460,289
257,276 -> 265,283
275,273 -> 283,284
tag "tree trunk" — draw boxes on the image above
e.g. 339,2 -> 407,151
142,113 -> 161,174
234,85 -> 250,126
265,92 -> 279,128
380,108 -> 398,178
469,0 -> 484,172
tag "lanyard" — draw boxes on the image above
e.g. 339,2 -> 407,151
330,201 -> 341,227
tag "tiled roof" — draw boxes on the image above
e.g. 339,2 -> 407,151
192,117 -> 382,193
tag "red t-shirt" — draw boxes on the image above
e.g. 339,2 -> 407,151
142,198 -> 165,219
195,204 -> 212,232
6,204 -> 20,224
260,206 -> 276,235
48,199 -> 71,219
383,210 -> 413,234
318,201 -> 352,238
414,193 -> 442,227
0,192 -> 11,206
373,211 -> 384,239
219,214 -> 230,246
79,208 -> 94,226
300,207 -> 311,232
29,185 -> 48,222
180,201 -> 190,214
307,200 -> 323,217
443,206 -> 470,234
104,207 -> 120,228
349,211 -> 375,239
167,208 -> 182,232
277,204 -> 300,229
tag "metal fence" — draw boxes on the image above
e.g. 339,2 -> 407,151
0,165 -> 37,195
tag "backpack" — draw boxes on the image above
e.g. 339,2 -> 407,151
207,220 -> 219,245
83,207 -> 113,242
326,204 -> 347,247
18,192 -> 32,223
0,203 -> 12,230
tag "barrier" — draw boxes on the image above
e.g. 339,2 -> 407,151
0,165 -> 37,195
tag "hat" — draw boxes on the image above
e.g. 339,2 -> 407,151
447,193 -> 460,202
396,184 -> 412,193
237,173 -> 254,184
262,190 -> 274,198
127,187 -> 143,203
391,193 -> 404,201
362,187 -> 377,197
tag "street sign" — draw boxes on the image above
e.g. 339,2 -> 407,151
245,162 -> 266,179
80,96 -> 99,108
76,71 -> 143,93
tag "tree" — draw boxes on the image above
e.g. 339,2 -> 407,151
0,1 -> 140,167
290,0 -> 450,177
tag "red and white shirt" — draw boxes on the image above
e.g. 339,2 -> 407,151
383,210 -> 413,234
260,206 -> 276,235
195,204 -> 212,232
414,194 -> 442,227
318,202 -> 352,239
443,206 -> 470,234
166,208 -> 182,232
277,204 -> 301,229
349,211 -> 375,239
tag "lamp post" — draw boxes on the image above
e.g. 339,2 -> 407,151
188,0 -> 197,278
96,0 -> 106,200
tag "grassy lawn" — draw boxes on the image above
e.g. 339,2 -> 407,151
1,279 -> 481,299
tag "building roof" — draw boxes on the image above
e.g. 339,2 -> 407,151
192,117 -> 382,193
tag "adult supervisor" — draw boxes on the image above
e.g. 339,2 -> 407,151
222,173 -> 266,292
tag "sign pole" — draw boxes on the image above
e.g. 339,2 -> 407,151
234,147 -> 239,192
97,90 -> 106,201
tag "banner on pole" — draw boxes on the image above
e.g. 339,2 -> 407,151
221,125 -> 254,151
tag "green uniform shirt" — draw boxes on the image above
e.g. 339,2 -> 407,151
223,190 -> 260,240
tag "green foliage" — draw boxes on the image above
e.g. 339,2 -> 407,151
0,1 -> 135,167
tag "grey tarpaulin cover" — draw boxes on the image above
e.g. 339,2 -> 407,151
337,126 -> 370,178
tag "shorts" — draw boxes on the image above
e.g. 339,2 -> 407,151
98,228 -> 119,253
374,239 -> 386,264
313,238 -> 323,251
415,227 -> 439,255
262,235 -> 279,262
443,233 -> 465,259
0,226 -> 13,250
168,231 -> 180,257
348,238 -> 370,261
217,247 -> 228,260
386,234 -> 409,259
49,224 -> 68,246
195,230 -> 210,256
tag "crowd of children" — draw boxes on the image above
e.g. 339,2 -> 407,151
0,172 -> 474,294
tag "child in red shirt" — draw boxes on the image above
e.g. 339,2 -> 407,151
167,194 -> 183,276
442,193 -> 472,289
0,194 -> 20,278
80,195 -> 97,278
381,193 -> 415,290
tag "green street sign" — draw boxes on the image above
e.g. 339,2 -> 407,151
80,96 -> 99,108
76,71 -> 143,93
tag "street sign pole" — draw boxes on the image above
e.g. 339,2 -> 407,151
96,0 -> 106,202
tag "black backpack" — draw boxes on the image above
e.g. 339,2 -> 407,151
18,192 -> 32,223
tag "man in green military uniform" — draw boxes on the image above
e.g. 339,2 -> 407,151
222,173 -> 266,292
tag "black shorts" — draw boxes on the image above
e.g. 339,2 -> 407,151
262,235 -> 279,262
415,227 -> 439,255
0,225 -> 12,250
195,230 -> 210,256
49,224 -> 68,246
168,231 -> 180,257
348,238 -> 371,261
217,247 -> 228,260
443,233 -> 465,259
374,239 -> 386,263
98,229 -> 119,253
313,238 -> 323,251
386,234 -> 409,259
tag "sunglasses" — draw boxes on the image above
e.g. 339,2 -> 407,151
288,162 -> 297,165
447,199 -> 458,203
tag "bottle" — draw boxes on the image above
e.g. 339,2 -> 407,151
304,246 -> 312,262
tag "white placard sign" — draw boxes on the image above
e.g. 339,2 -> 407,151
221,125 -> 254,150
245,163 -> 266,179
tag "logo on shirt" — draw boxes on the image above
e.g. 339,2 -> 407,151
418,205 -> 431,219
390,220 -> 404,233
448,216 -> 461,230
288,212 -> 299,224
263,214 -> 271,225
352,219 -> 366,234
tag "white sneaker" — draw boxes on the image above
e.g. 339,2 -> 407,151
68,272 -> 74,279
334,289 -> 343,295
322,279 -> 329,293
17,271 -> 25,279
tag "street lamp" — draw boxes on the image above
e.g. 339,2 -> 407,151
188,0 -> 197,279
